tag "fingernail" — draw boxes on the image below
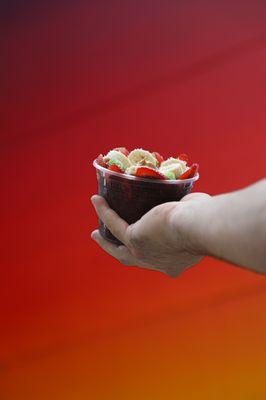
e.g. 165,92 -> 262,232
91,198 -> 99,209
91,230 -> 97,240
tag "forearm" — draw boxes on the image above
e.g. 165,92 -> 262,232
180,179 -> 266,273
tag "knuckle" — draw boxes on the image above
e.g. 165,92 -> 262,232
119,258 -> 132,266
128,229 -> 142,248
131,248 -> 144,259
126,227 -> 146,259
116,247 -> 132,266
104,208 -> 115,224
166,268 -> 182,278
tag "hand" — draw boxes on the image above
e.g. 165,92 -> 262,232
91,193 -> 211,278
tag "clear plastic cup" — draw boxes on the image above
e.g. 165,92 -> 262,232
93,159 -> 199,246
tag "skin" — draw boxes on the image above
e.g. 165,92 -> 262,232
91,179 -> 266,277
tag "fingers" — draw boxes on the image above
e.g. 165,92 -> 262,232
91,230 -> 136,266
91,230 -> 174,276
91,195 -> 129,245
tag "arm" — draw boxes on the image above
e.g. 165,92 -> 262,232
91,179 -> 266,277
180,179 -> 266,273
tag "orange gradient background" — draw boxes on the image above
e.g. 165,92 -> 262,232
1,1 -> 266,398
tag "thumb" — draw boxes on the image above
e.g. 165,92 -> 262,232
181,192 -> 212,202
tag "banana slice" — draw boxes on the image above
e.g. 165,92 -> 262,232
164,171 -> 176,180
125,165 -> 138,175
128,148 -> 157,167
104,149 -> 131,169
159,162 -> 187,179
160,157 -> 186,168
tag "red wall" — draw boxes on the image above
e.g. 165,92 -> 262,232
1,1 -> 266,398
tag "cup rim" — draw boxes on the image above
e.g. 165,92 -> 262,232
93,159 -> 199,185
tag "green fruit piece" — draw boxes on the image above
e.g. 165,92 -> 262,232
165,171 -> 176,180
108,158 -> 125,171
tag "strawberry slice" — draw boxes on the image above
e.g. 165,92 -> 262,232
135,166 -> 166,179
96,154 -> 109,168
113,147 -> 129,156
152,151 -> 164,166
108,164 -> 124,173
179,163 -> 199,180
178,153 -> 189,163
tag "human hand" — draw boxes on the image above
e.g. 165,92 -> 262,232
91,193 -> 211,278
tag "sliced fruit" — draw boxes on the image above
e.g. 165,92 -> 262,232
160,157 -> 180,168
96,154 -> 109,168
135,166 -> 166,179
113,147 -> 129,156
145,161 -> 158,168
159,161 -> 186,178
128,149 -> 157,167
179,163 -> 199,179
125,165 -> 138,175
164,171 -> 176,180
105,150 -> 131,169
178,153 -> 189,163
152,151 -> 164,166
108,164 -> 124,173
108,158 -> 125,171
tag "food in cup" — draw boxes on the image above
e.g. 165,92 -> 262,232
93,147 -> 199,245
96,147 -> 198,180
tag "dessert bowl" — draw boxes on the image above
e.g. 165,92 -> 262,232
93,159 -> 199,245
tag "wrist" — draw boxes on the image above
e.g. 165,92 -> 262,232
170,198 -> 212,257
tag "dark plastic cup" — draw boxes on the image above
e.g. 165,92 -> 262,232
93,159 -> 199,245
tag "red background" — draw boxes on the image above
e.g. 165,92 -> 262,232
1,1 -> 266,398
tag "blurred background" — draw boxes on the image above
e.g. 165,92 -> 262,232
1,1 -> 266,399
